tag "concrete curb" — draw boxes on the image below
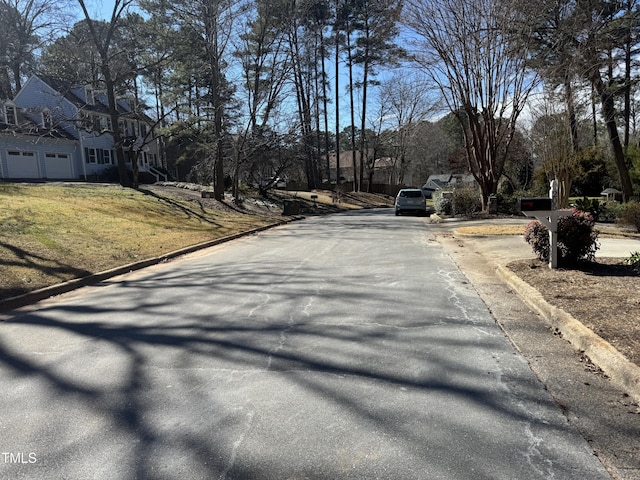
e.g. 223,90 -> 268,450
0,216 -> 303,313
496,263 -> 640,405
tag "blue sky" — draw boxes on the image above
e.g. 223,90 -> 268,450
73,0 -> 426,132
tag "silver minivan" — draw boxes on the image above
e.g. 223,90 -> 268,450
395,188 -> 427,216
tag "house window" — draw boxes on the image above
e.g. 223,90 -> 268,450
100,116 -> 112,132
96,149 -> 113,164
5,105 -> 17,125
103,149 -> 113,165
85,87 -> 94,105
84,147 -> 97,164
42,110 -> 52,129
80,112 -> 92,131
140,123 -> 147,137
92,115 -> 101,132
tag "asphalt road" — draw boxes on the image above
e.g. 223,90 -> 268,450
0,209 -> 612,480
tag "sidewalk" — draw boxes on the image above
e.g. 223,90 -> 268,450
432,218 -> 640,404
433,219 -> 640,479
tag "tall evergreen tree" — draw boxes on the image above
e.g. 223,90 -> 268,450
143,0 -> 244,199
523,0 -> 637,201
351,0 -> 404,191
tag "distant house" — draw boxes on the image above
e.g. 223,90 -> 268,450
422,173 -> 476,194
326,151 -> 414,186
1,75 -> 163,182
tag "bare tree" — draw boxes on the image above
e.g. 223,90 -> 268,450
378,72 -> 437,185
405,0 -> 538,210
232,0 -> 293,198
529,89 -> 577,207
77,0 -> 137,187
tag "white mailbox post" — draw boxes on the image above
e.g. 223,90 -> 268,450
523,210 -> 572,269
519,182 -> 571,269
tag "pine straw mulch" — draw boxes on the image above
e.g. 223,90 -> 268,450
508,258 -> 640,367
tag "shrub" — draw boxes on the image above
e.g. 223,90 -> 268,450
573,197 -> 602,221
524,209 -> 600,266
599,201 -> 624,223
452,188 -> 482,216
99,166 -> 122,182
557,209 -> 599,264
617,200 -> 640,233
524,220 -> 551,261
433,190 -> 452,216
626,251 -> 640,273
496,190 -> 529,215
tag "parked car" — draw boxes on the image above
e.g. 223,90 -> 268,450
395,188 -> 427,216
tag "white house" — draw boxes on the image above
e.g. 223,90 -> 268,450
0,75 -> 163,182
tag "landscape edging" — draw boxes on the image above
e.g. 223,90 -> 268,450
496,263 -> 640,404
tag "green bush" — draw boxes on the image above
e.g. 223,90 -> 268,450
433,190 -> 452,216
599,201 -> 624,223
452,188 -> 482,216
497,190 -> 532,215
572,197 -> 602,221
626,251 -> 640,273
617,200 -> 640,232
524,209 -> 600,266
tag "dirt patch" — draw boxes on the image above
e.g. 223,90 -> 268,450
508,258 -> 640,367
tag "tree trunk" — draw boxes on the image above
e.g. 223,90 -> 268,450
564,79 -> 579,153
334,15 -> 341,186
320,32 -> 331,183
359,56 -> 369,194
346,29 -> 358,191
105,75 -> 131,188
206,8 -> 225,202
590,69 -> 634,201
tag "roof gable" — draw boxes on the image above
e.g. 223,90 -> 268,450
0,102 -> 75,139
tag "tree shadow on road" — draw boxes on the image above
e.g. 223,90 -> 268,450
0,259 -> 597,479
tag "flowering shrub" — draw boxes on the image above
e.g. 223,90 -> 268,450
524,209 -> 600,266
524,220 -> 551,262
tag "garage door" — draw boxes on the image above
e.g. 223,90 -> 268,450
44,153 -> 72,179
6,151 -> 39,178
